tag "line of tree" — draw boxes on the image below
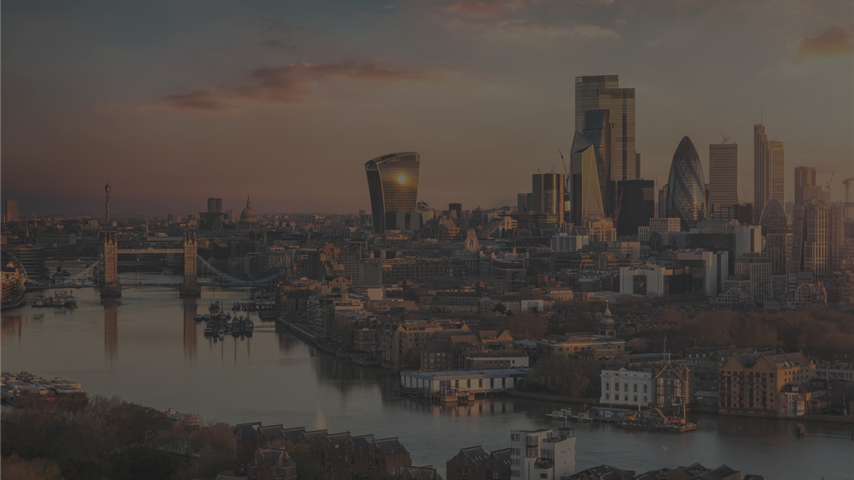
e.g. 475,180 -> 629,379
1,395 -> 237,480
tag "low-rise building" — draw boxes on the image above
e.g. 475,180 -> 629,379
509,428 -> 575,480
600,368 -> 652,407
719,350 -> 815,417
400,368 -> 529,393
446,446 -> 511,480
465,351 -> 529,370
536,334 -> 625,358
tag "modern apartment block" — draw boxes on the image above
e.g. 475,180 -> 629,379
509,429 -> 576,480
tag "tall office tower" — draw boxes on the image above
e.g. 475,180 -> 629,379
448,203 -> 462,219
829,203 -> 845,271
658,184 -> 668,219
4,199 -> 18,222
754,123 -> 785,223
575,75 -> 638,182
207,197 -> 223,214
794,166 -> 816,205
768,141 -> 785,207
791,200 -> 829,282
709,143 -> 738,214
759,198 -> 791,277
615,179 -> 655,237
582,110 -> 612,216
105,182 -> 111,224
365,152 -> 420,233
569,131 -> 603,226
665,137 -> 706,231
532,173 -> 566,226
517,193 -> 529,213
753,123 -> 768,223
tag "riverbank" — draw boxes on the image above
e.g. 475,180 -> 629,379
502,388 -> 599,405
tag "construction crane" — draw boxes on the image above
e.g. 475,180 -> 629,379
844,177 -> 854,215
826,166 -> 837,193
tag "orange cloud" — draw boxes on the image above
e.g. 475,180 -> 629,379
139,61 -> 438,112
795,25 -> 853,63
440,2 -> 512,17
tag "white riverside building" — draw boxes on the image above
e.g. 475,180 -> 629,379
600,368 -> 652,407
510,428 -> 575,480
400,368 -> 529,393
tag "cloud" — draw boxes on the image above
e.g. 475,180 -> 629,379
138,62 -> 438,112
263,39 -> 295,51
795,25 -> 854,63
474,20 -> 620,41
440,1 -> 518,17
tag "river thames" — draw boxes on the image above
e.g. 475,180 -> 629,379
2,271 -> 853,479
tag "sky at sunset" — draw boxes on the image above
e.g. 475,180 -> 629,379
2,0 -> 853,217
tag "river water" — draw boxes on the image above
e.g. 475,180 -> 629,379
2,270 -> 853,479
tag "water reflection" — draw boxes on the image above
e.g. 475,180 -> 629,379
1,315 -> 23,342
183,299 -> 197,360
103,299 -> 119,364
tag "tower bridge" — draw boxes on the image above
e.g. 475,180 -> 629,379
17,231 -> 281,297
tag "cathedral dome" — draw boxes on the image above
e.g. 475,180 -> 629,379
240,196 -> 257,222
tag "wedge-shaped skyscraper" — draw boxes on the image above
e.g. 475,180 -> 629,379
365,152 -> 420,233
582,110 -> 612,216
666,136 -> 706,231
570,130 -> 604,225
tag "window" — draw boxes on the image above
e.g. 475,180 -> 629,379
467,379 -> 471,388
510,448 -> 520,455
540,474 -> 548,479
511,471 -> 520,478
634,384 -> 637,392
615,383 -> 620,391
643,396 -> 647,402
541,449 -> 553,459
605,383 -> 609,391
493,473 -> 499,480
511,459 -> 520,466
624,395 -> 628,401
634,395 -> 638,402
605,393 -> 609,400
511,434 -> 520,442
643,385 -> 648,393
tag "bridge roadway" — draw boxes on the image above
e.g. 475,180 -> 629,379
26,282 -> 275,291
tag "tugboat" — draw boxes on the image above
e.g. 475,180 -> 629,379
244,318 -> 254,337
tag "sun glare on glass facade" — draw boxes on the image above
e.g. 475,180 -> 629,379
365,152 -> 420,233
666,136 -> 706,231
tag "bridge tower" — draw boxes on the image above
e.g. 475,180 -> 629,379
180,231 -> 201,297
101,231 -> 121,297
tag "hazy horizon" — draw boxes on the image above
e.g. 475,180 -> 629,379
3,1 -> 852,217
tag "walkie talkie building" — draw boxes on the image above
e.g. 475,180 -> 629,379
365,152 -> 420,233
666,136 -> 706,231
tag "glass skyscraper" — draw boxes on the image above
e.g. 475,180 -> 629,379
708,143 -> 738,213
532,173 -> 565,226
575,75 -> 637,182
569,131 -> 604,226
754,122 -> 785,223
365,152 -> 420,233
582,109 -> 612,216
666,136 -> 706,231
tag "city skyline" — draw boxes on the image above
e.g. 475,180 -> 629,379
2,1 -> 853,216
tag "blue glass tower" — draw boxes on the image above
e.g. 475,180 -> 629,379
665,136 -> 706,231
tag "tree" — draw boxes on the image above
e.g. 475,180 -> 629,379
0,454 -> 64,480
493,302 -> 507,314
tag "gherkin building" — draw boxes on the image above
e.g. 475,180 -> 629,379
666,136 -> 706,231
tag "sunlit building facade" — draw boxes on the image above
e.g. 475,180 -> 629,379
665,136 -> 706,231
759,198 -> 791,277
582,110 -> 612,216
365,152 -> 420,233
569,131 -> 604,226
575,75 -> 637,182
532,173 -> 565,227
708,143 -> 738,213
